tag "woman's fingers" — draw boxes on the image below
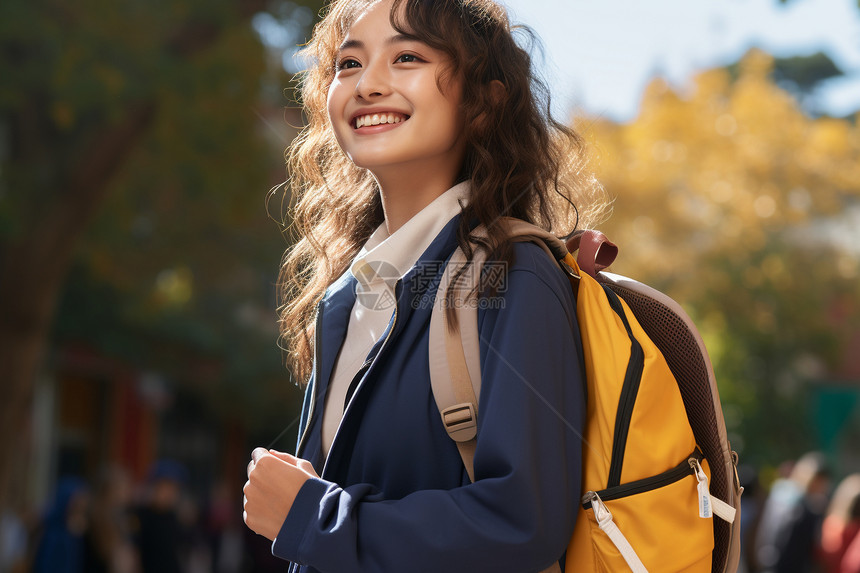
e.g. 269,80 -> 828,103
268,449 -> 298,464
243,449 -> 316,540
295,457 -> 319,477
247,446 -> 270,477
266,450 -> 319,477
251,446 -> 269,463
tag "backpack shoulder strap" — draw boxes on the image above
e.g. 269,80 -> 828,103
428,218 -> 572,482
428,242 -> 482,482
428,217 -> 566,573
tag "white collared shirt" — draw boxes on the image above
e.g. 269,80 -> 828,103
321,181 -> 470,457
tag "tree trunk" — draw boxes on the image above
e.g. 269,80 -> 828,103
0,102 -> 156,511
0,0 -> 274,510
0,243 -> 67,511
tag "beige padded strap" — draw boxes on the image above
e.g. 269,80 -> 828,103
428,246 -> 482,482
483,217 -> 569,260
429,217 -> 567,481
429,219 -> 569,482
428,219 -> 566,573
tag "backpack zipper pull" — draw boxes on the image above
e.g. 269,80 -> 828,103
689,458 -> 713,519
582,491 -> 612,528
581,491 -> 649,573
689,457 -> 738,523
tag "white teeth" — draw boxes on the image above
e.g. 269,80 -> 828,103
355,113 -> 406,128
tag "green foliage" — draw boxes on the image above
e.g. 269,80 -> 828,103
689,237 -> 855,462
0,0 -> 326,427
722,49 -> 844,116
772,51 -> 843,93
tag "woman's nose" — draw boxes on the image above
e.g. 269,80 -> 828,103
354,62 -> 391,99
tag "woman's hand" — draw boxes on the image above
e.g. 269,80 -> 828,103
243,448 -> 319,541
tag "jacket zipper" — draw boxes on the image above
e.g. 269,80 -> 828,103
322,279 -> 402,477
344,358 -> 373,410
582,450 -> 704,509
296,301 -> 325,457
603,285 -> 645,488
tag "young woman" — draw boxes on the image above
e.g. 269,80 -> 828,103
243,0 -> 607,570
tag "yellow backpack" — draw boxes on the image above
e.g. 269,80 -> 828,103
428,218 -> 743,572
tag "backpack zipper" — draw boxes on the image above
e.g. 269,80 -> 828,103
582,450 -> 704,509
603,285 -> 645,488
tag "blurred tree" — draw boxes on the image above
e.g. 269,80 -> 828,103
725,51 -> 844,114
771,52 -> 843,95
0,0 -> 323,510
586,49 -> 860,464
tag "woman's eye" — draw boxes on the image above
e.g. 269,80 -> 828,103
395,53 -> 421,64
336,59 -> 360,71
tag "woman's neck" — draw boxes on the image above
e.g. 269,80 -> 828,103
374,167 -> 459,234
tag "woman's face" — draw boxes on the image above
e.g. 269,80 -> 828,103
326,0 -> 466,183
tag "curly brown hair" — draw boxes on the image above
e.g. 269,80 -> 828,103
277,0 -> 608,385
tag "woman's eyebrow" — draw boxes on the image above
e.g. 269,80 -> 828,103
337,33 -> 423,53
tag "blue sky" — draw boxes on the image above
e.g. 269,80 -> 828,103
498,0 -> 860,121
260,0 -> 860,121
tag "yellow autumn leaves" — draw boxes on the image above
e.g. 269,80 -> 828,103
581,49 -> 860,459
588,48 -> 860,284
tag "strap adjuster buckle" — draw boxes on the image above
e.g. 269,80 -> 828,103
441,403 -> 477,442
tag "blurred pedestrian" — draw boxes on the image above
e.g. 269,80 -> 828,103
754,451 -> 831,573
842,532 -> 860,573
203,481 -> 244,573
131,460 -> 186,573
739,464 -> 766,573
83,465 -> 139,573
821,473 -> 860,573
1,504 -> 28,573
31,477 -> 89,573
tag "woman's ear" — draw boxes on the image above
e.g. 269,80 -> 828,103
474,80 -> 508,133
488,79 -> 506,106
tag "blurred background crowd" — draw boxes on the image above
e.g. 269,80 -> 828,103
739,452 -> 860,573
1,458 -> 308,572
4,452 -> 860,572
1,0 -> 859,571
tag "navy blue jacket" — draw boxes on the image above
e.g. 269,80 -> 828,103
273,214 -> 585,572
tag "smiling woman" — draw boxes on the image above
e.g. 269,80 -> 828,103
325,0 -> 467,228
243,0 -> 608,571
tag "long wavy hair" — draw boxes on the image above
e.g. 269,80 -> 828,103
278,0 -> 608,385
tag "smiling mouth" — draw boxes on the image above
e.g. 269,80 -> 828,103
354,113 -> 409,129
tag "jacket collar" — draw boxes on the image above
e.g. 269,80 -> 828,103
306,213 -> 464,465
320,209 -> 463,345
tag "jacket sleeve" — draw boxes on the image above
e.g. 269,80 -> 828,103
272,245 -> 585,572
